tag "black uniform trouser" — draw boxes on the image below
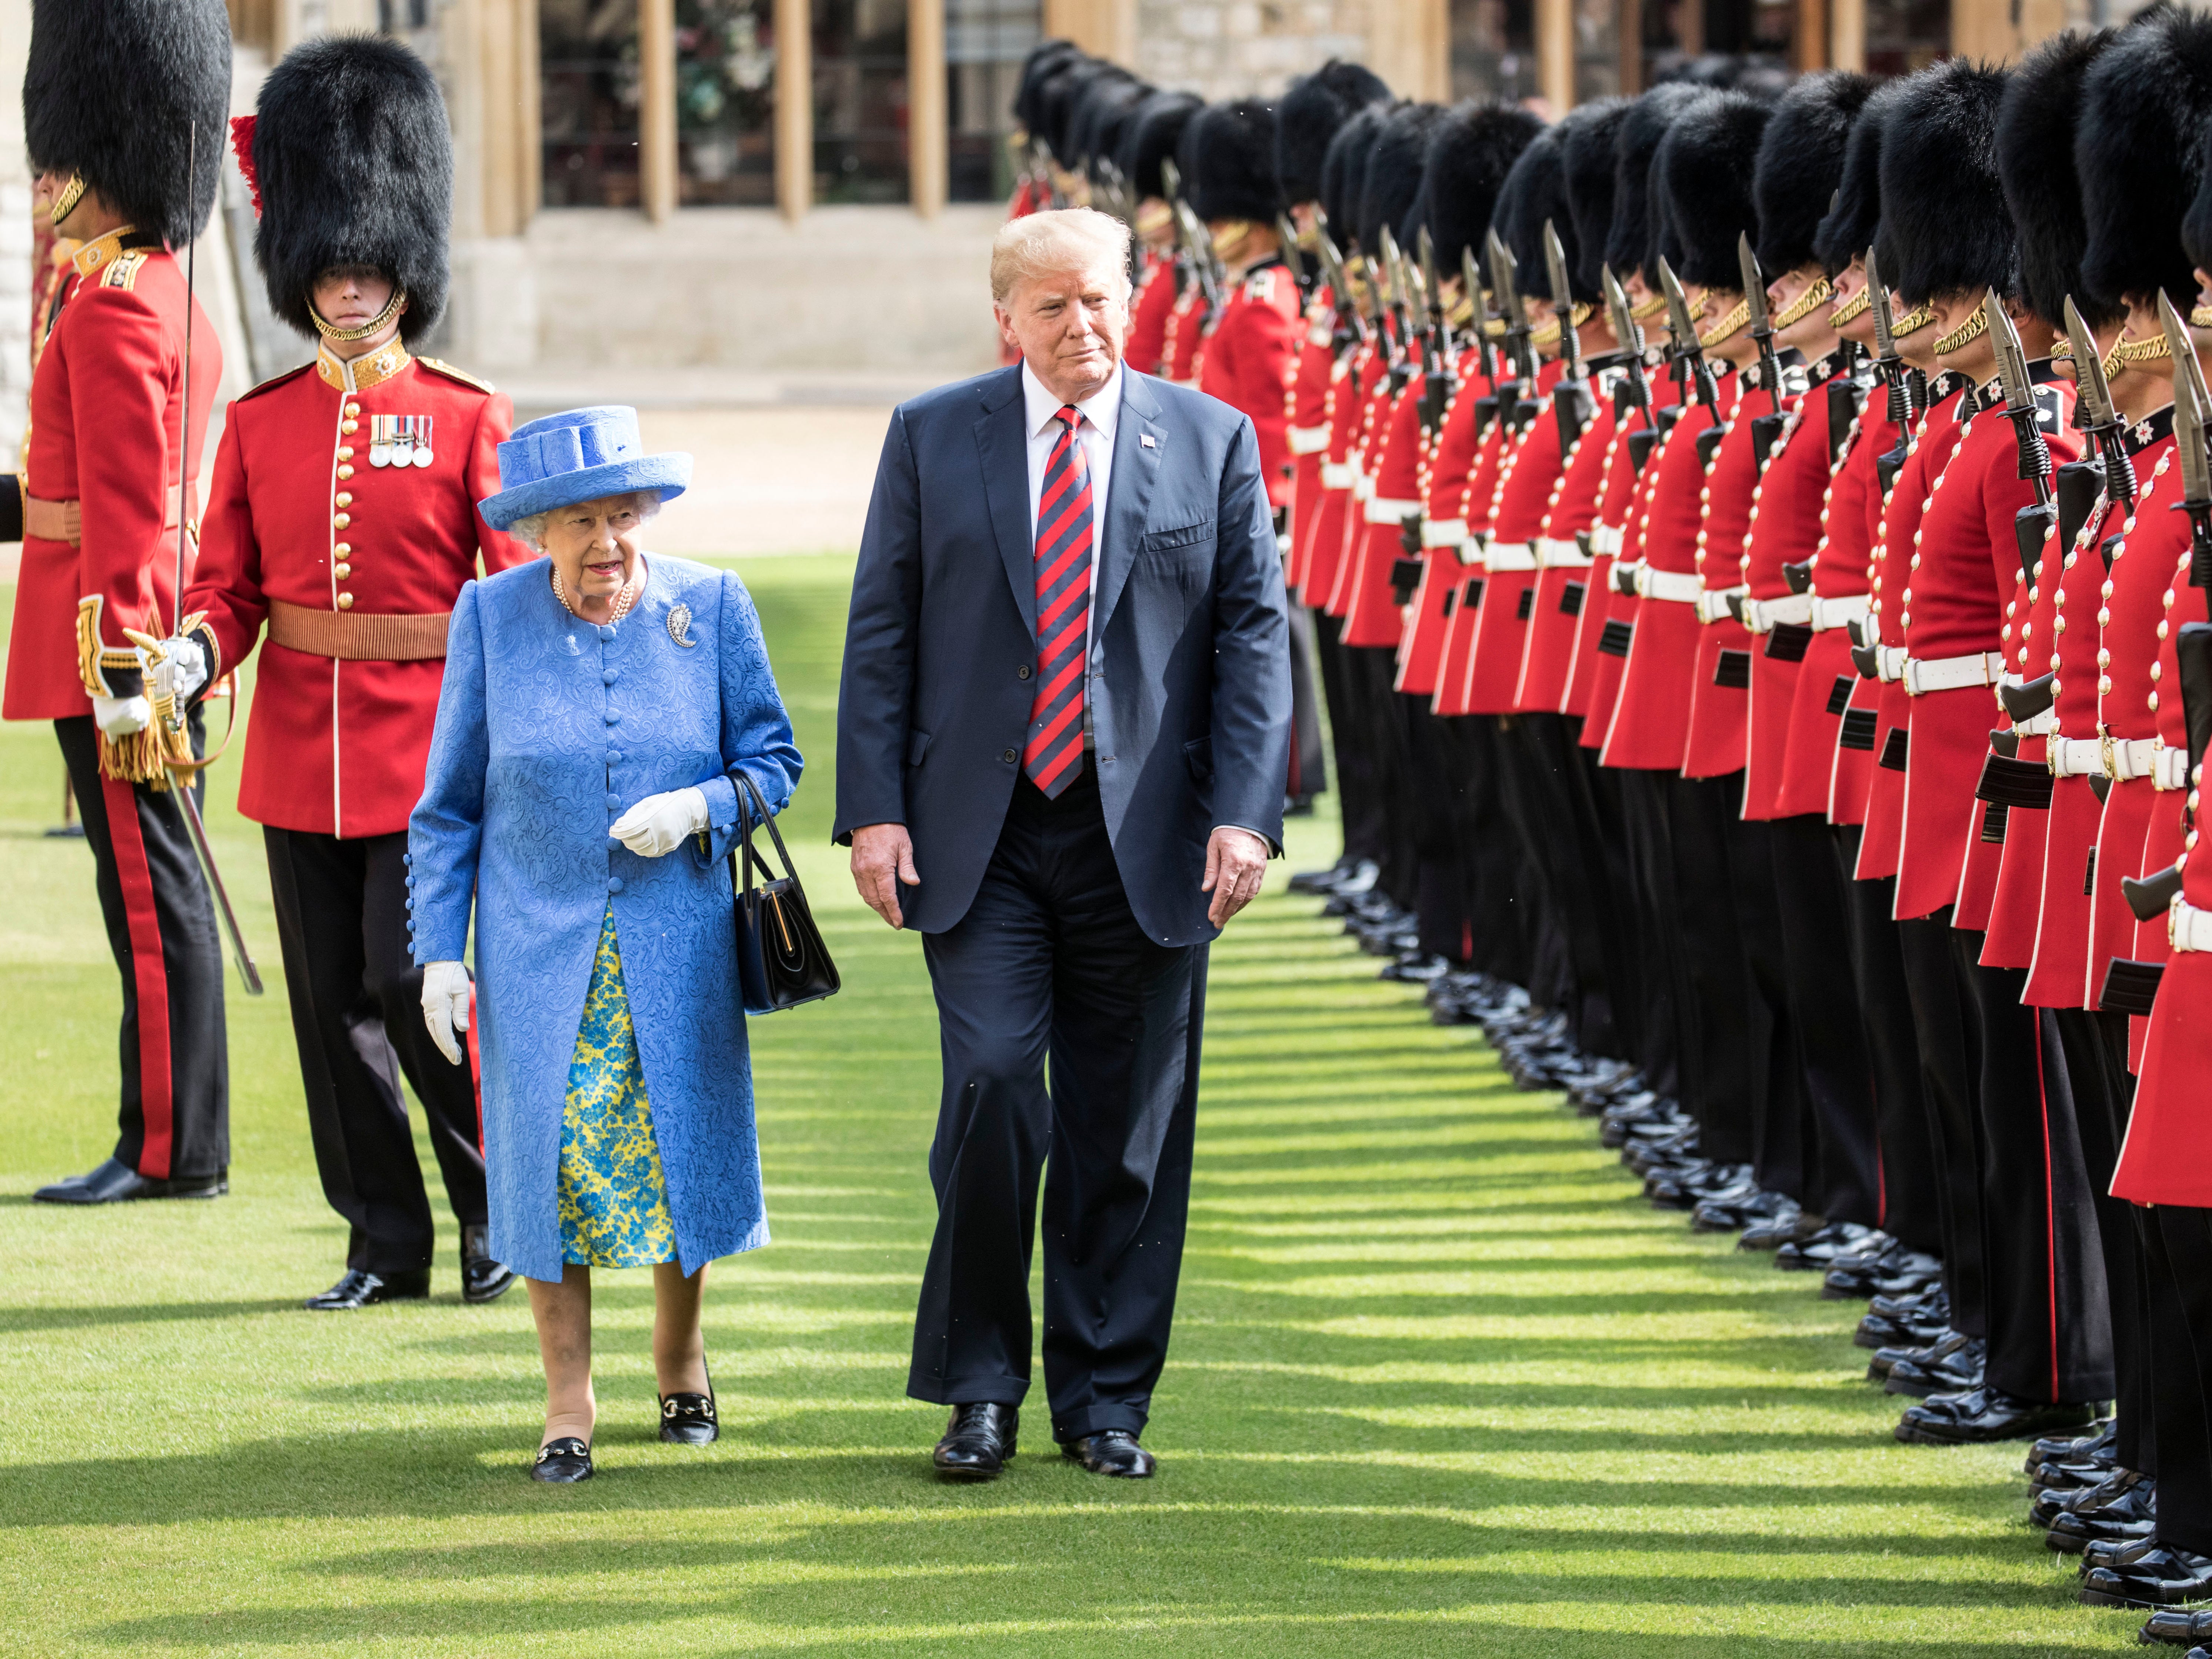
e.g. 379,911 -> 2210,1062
1720,807 -> 1809,1201
1311,610 -> 1382,869
1663,774 -> 1756,1165
1617,767 -> 1684,1102
1492,715 -> 1573,1016
1507,713 -> 1626,1057
1401,696 -> 1473,964
1570,738 -> 1644,1064
55,714 -> 228,1182
1770,814 -> 1881,1225
1950,931 -> 2112,1404
2058,1007 -> 2146,1471
264,827 -> 487,1276
2143,1206 -> 2212,1555
910,766 -> 1202,1442
1897,912 -> 1986,1336
1445,715 -> 1529,987
1835,837 -> 1941,1254
1285,603 -> 1327,805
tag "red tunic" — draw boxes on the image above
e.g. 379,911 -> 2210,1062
1197,260 -> 1302,509
1569,366 -> 1678,739
1339,371 -> 1421,649
1516,374 -> 1622,714
1464,361 -> 1570,715
1303,342 -> 1371,612
1323,347 -> 1396,619
1399,350 -> 1488,698
4,230 -> 222,725
1126,253 -> 1178,378
1160,287 -> 1207,387
2133,534 -> 2207,972
1430,404 -> 1514,715
1682,384 -> 1769,780
185,347 -> 523,838
1283,293 -> 1337,597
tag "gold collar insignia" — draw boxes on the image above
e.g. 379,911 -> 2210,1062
316,339 -> 412,394
71,227 -> 139,280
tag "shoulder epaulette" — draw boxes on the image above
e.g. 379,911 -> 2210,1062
98,251 -> 149,291
1242,268 -> 1278,305
235,362 -> 317,403
417,357 -> 496,394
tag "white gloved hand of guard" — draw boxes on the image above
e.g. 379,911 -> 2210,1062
420,960 -> 472,1066
609,786 -> 709,858
143,633 -> 209,704
93,693 -> 151,738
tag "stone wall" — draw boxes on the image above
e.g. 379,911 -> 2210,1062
1129,0 -> 1373,97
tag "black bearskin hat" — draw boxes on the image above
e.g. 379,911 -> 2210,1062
1753,71 -> 1874,278
1119,91 -> 1202,200
1605,83 -> 1708,286
1185,100 -> 1283,224
2078,6 -> 2212,314
1070,71 -> 1148,176
1321,103 -> 1389,245
1653,52 -> 1791,99
1879,59 -> 2014,307
1812,76 -> 1907,278
1658,91 -> 1768,290
1358,103 -> 1447,252
2185,127 -> 2212,276
1496,130 -> 1569,298
251,35 -> 453,345
24,0 -> 232,250
1998,29 -> 2118,328
1277,60 -> 1391,206
1035,57 -> 1110,161
1012,39 -> 1085,132
1415,100 -> 1546,273
1563,99 -> 1628,293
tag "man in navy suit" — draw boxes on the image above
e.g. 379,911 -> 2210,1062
836,207 -> 1291,1481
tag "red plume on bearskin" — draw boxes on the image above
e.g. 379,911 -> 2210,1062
229,116 -> 261,216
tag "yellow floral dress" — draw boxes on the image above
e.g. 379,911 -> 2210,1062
558,906 -> 678,1268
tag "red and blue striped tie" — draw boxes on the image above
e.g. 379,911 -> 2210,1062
1024,405 -> 1093,796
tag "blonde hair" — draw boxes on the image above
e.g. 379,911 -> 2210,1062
990,208 -> 1133,306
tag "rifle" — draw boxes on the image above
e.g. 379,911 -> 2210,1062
1417,226 -> 1454,431
1463,245 -> 1499,385
1486,231 -> 1536,430
1543,220 -> 1589,458
1866,248 -> 1917,497
1736,233 -> 1789,472
2056,296 -> 2117,548
2162,291 -> 2212,593
1276,212 -> 1312,301
1987,290 -> 2058,597
1658,258 -> 1720,422
1603,263 -> 1660,475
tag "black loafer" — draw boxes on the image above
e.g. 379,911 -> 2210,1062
460,1224 -> 515,1304
660,1372 -> 718,1445
2079,1545 -> 2212,1607
933,1402 -> 1017,1481
1062,1428 -> 1156,1478
304,1268 -> 431,1311
1894,1386 -> 2102,1446
532,1436 -> 594,1483
33,1156 -> 226,1204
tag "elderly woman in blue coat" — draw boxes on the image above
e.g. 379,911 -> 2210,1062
407,407 -> 802,1483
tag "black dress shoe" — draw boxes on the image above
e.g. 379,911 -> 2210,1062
933,1402 -> 1017,1480
531,1436 -> 594,1483
1775,1220 -> 1875,1273
1871,1284 -> 1949,1323
2029,1464 -> 2143,1529
1868,1329 -> 1964,1383
659,1376 -> 718,1445
2045,1477 -> 2155,1553
2079,1545 -> 2212,1607
1894,1386 -> 2102,1446
304,1268 -> 431,1311
1062,1428 -> 1156,1478
460,1224 -> 515,1304
1857,1305 -> 1949,1352
1885,1335 -> 1985,1398
2029,1418 -> 2115,1475
2035,1451 -> 2127,1497
2139,1608 -> 2212,1646
33,1156 -> 227,1204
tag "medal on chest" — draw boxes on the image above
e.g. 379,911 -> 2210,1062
368,414 -> 435,468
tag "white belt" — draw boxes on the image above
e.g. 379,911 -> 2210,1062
1307,323 -> 1331,347
1484,541 -> 1539,572
1808,592 -> 1870,633
2014,708 -> 2057,737
1288,424 -> 1331,455
2173,898 -> 2212,953
1537,537 -> 1594,568
2049,736 -> 2104,778
1697,584 -> 1749,625
1871,644 -> 1908,682
1363,495 -> 1423,525
1320,461 -> 1354,489
2153,743 -> 2191,791
1423,517 -> 1469,549
1637,567 -> 1703,603
1589,525 -> 1624,557
1742,592 -> 1814,634
1352,470 -> 1374,501
1902,650 -> 2002,697
2106,735 -> 2161,783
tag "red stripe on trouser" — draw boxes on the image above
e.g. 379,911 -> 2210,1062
2035,1029 -> 2058,1401
102,773 -> 175,1178
466,981 -> 485,1151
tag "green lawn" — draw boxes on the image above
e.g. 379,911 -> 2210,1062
0,556 -> 2143,1655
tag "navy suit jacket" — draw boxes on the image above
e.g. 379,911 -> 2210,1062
834,364 -> 1291,947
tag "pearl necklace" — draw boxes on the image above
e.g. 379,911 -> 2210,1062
550,559 -> 642,625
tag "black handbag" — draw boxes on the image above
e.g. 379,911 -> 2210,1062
729,773 -> 840,1014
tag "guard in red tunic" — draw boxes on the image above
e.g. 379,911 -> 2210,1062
9,0 -> 234,1206
1115,93 -> 1200,378
171,39 -> 527,1309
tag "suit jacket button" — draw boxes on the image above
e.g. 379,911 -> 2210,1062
1002,748 -> 1018,763
1016,664 -> 1031,679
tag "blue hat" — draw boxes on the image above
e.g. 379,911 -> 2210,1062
477,406 -> 692,531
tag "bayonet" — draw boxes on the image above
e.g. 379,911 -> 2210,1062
1739,232 -> 1782,415
1658,258 -> 1718,415
1276,213 -> 1310,298
1867,247 -> 1915,428
2068,294 -> 2135,511
1988,290 -> 2058,594
1604,263 -> 1658,473
1544,220 -> 1583,382
1487,229 -> 1537,388
1417,226 -> 1453,430
2160,292 -> 2212,590
1463,245 -> 1498,383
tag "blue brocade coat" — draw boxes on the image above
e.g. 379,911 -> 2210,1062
407,554 -> 803,1282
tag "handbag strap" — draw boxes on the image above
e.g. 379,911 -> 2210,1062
731,772 -> 808,904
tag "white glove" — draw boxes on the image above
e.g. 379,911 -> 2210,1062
93,693 -> 151,738
421,961 -> 472,1066
141,633 -> 208,704
609,786 -> 709,858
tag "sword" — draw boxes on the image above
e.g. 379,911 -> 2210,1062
2160,291 -> 2212,593
1987,290 -> 2057,595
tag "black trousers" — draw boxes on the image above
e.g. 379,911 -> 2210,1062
1444,715 -> 1529,987
911,766 -> 1203,1442
1663,774 -> 1756,1165
55,714 -> 228,1181
1505,714 -> 1628,1055
1310,610 -> 1382,869
1770,814 -> 1881,1225
1897,912 -> 1986,1335
1617,767 -> 1685,1102
2058,1007 -> 2146,1471
2143,1206 -> 2212,1555
264,827 -> 487,1276
1491,716 -> 1573,1015
1401,696 -> 1475,964
1835,838 -> 1942,1254
1285,602 -> 1327,805
1570,737 -> 1644,1064
1720,807 -> 1810,1200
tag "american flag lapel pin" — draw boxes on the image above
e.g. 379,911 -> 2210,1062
1140,433 -> 1156,449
